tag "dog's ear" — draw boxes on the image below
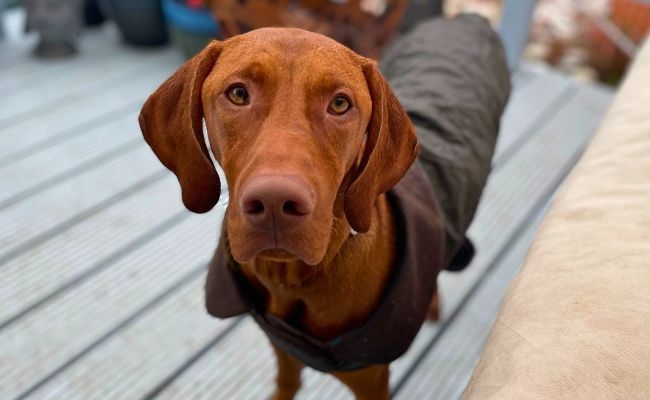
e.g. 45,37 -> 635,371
344,60 -> 419,233
139,41 -> 222,213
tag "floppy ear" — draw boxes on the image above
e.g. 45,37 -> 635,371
138,41 -> 222,213
344,60 -> 419,232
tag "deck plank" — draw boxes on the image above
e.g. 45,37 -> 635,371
0,54 -> 179,162
0,45 -> 178,122
0,48 -> 178,129
0,147 -> 166,263
0,112 -> 142,206
394,210 -> 546,400
0,26 -> 172,96
493,63 -> 575,161
0,177 -> 186,326
23,278 -> 238,400
0,211 -> 223,400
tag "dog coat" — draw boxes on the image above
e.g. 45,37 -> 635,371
205,163 -> 446,371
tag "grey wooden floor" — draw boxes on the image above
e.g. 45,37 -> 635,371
0,9 -> 614,400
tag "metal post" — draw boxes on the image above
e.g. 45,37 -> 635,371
498,0 -> 539,71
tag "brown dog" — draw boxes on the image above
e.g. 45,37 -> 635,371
140,27 -> 451,400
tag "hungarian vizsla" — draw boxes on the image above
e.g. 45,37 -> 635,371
139,27 -> 458,400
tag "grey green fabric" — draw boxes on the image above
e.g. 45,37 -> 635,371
382,14 -> 511,262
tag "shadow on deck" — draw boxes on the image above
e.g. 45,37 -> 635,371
0,10 -> 613,400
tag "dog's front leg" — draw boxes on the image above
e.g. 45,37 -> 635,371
270,342 -> 304,400
427,290 -> 441,321
332,364 -> 390,400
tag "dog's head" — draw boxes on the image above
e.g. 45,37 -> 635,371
139,28 -> 418,265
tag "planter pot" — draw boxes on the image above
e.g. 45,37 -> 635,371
99,0 -> 168,46
24,0 -> 84,58
161,0 -> 220,59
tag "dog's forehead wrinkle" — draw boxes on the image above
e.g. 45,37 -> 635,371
241,28 -> 355,65
223,31 -> 363,93
246,27 -> 346,51
295,61 -> 365,100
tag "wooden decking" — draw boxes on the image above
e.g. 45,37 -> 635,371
0,10 -> 614,400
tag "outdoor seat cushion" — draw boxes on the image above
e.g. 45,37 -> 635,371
463,39 -> 650,400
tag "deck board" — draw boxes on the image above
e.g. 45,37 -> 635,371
0,47 -> 175,123
0,178 -> 186,327
0,7 -> 614,400
0,148 -> 166,263
0,54 -> 177,160
1,213 -> 222,400
493,63 -> 574,160
22,279 -> 238,400
0,50 -> 178,130
395,210 -> 547,400
0,27 -> 166,95
0,114 -> 141,206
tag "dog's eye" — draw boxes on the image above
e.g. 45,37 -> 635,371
227,85 -> 250,106
328,95 -> 351,115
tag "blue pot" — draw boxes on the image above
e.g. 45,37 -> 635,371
161,0 -> 220,58
162,0 -> 219,36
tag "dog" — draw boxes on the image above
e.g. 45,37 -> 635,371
139,24 -> 507,399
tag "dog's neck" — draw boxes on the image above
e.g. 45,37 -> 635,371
237,194 -> 396,340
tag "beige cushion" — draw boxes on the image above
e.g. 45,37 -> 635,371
463,40 -> 650,400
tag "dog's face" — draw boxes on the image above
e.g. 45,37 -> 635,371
202,30 -> 372,265
139,28 -> 418,266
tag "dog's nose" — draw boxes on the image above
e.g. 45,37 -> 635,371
240,176 -> 314,231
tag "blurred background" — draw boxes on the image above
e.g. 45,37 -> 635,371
451,0 -> 650,84
3,0 -> 649,81
0,1 -> 648,399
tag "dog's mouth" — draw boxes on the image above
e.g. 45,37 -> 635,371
229,231 -> 326,266
257,248 -> 300,262
226,208 -> 333,267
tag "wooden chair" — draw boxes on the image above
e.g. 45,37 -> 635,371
210,0 -> 409,59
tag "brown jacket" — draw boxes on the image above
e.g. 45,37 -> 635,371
206,163 -> 445,371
